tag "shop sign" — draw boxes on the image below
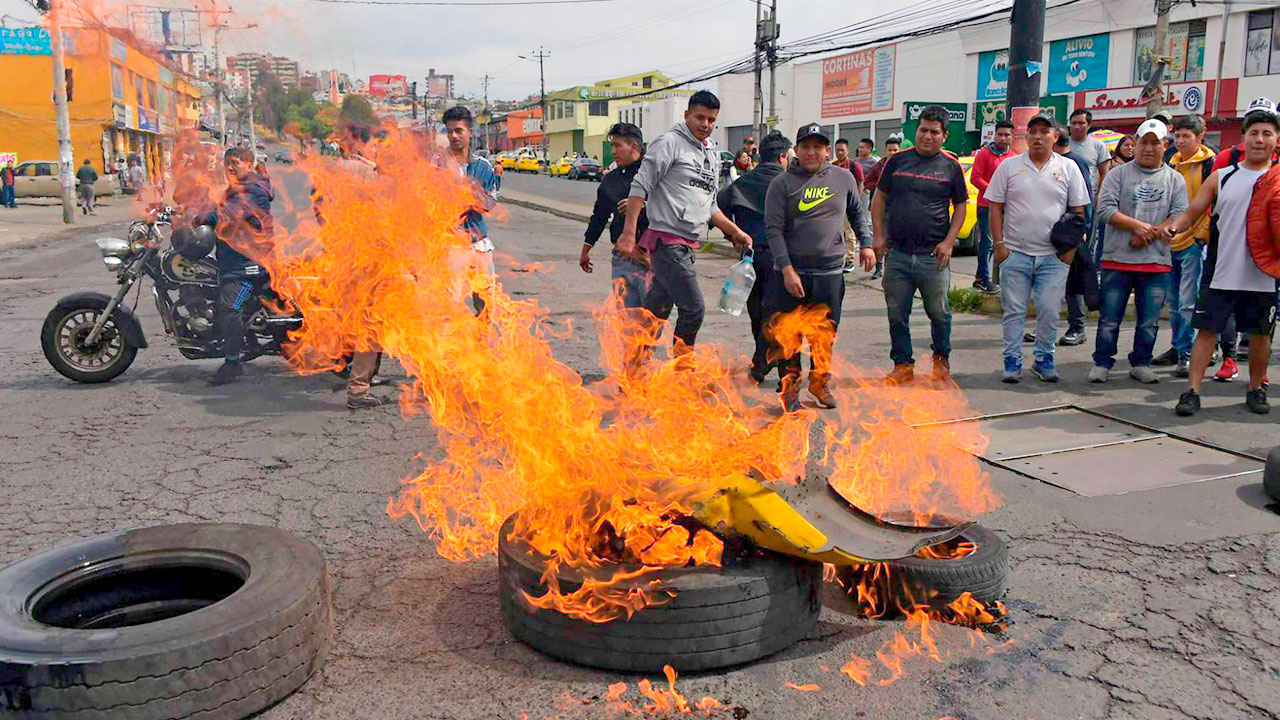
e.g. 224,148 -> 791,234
1,27 -> 88,55
0,152 -> 17,167
821,44 -> 896,118
902,101 -> 968,154
973,96 -> 1069,129
976,48 -> 1009,100
159,115 -> 174,135
138,109 -> 160,134
1076,80 -> 1215,121
1047,33 -> 1109,94
112,103 -> 131,129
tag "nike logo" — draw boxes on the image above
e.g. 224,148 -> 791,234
798,186 -> 833,212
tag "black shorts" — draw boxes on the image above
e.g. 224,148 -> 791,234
1192,287 -> 1278,337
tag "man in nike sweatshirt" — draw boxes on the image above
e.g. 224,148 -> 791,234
763,123 -> 875,412
618,91 -> 752,357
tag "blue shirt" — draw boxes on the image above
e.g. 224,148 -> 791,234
460,155 -> 499,244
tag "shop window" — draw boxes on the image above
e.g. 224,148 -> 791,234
110,64 -> 124,100
147,80 -> 157,109
588,100 -> 608,116
1134,19 -> 1207,84
1245,9 -> 1279,77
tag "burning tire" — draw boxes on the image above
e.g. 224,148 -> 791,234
497,516 -> 821,673
0,523 -> 331,719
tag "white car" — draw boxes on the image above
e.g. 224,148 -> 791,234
11,161 -> 120,198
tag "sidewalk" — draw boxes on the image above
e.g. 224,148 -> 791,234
0,197 -> 141,251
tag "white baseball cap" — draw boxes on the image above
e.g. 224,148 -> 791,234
1136,118 -> 1168,141
1245,96 -> 1278,118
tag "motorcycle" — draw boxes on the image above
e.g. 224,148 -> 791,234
41,204 -> 303,383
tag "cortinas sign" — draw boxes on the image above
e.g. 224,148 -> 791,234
821,44 -> 896,118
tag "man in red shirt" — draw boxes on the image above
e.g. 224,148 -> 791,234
969,120 -> 1014,292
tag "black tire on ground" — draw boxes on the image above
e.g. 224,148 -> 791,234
40,304 -> 138,383
1264,446 -> 1280,502
885,524 -> 1009,607
0,523 -> 331,720
498,515 -> 821,673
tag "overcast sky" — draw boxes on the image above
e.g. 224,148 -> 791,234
4,0 -> 943,101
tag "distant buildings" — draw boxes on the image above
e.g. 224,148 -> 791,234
426,68 -> 453,99
226,52 -> 300,88
368,74 -> 408,98
543,70 -> 689,161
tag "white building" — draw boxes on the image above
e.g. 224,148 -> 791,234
715,0 -> 1280,154
615,96 -> 685,143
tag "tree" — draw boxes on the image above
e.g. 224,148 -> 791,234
339,95 -> 376,132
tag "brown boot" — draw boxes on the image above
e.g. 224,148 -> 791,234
808,373 -> 837,408
932,353 -> 953,384
885,364 -> 914,385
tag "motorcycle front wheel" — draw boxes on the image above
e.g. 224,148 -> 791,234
41,305 -> 138,383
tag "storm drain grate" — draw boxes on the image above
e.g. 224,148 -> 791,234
914,406 -> 1265,497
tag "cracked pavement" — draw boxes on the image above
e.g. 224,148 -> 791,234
1,186 -> 1278,719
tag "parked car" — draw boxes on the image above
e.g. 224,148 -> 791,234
951,155 -> 979,252
549,156 -> 574,177
12,161 -> 119,198
567,158 -> 602,181
275,151 -> 293,164
500,153 -> 518,171
515,153 -> 541,174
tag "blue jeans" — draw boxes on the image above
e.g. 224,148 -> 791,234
883,250 -> 951,366
1092,270 -> 1169,370
0,183 -> 13,207
975,207 -> 992,285
1167,244 -> 1203,359
611,251 -> 647,309
999,250 -> 1070,366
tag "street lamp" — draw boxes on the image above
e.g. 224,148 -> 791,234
518,49 -> 549,163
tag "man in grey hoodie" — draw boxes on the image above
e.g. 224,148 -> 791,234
617,91 -> 752,356
764,123 -> 875,411
1089,119 -> 1189,384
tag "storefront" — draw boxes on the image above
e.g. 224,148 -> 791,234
1071,78 -> 1241,148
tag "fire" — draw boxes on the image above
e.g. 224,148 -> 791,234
784,682 -> 820,692
601,665 -> 730,717
223,125 -> 996,622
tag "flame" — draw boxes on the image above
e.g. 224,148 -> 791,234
784,682 -> 820,692
218,124 -> 996,622
598,665 -> 730,717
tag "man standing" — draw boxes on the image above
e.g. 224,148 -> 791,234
443,105 -> 500,316
969,120 -> 1014,293
1,161 -> 15,209
617,91 -> 752,355
718,131 -> 791,385
75,159 -> 98,215
764,123 -> 875,411
864,133 -> 902,280
871,106 -> 968,384
742,136 -> 759,164
1152,114 -> 1216,377
832,139 -> 865,193
854,138 -> 878,179
581,122 -> 648,309
985,115 -> 1090,383
1089,119 -> 1188,385
1049,128 -> 1097,346
1168,100 -> 1279,416
1063,110 -> 1110,346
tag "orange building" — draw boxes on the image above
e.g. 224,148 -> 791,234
0,25 -> 202,182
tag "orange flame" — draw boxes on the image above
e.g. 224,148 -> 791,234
598,665 -> 730,717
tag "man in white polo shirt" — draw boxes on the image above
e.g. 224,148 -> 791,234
985,114 -> 1090,383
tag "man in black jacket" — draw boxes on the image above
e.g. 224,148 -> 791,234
580,122 -> 648,308
718,130 -> 791,384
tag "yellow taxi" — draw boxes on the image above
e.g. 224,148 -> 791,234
549,156 -> 575,177
515,153 -> 541,174
500,153 -> 519,171
952,155 -> 979,251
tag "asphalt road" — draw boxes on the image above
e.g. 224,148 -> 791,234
2,178 -> 1279,720
501,167 -> 605,209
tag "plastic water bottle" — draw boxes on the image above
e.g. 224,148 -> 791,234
718,251 -> 756,316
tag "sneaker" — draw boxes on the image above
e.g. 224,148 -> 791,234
1088,365 -> 1110,383
748,366 -> 768,385
1246,387 -> 1270,415
1058,331 -> 1087,347
1001,357 -> 1022,384
1212,347 -> 1223,365
1174,357 -> 1190,378
780,389 -> 803,413
1129,365 -> 1159,384
843,260 -> 858,274
1214,357 -> 1239,382
1152,348 -> 1179,366
1032,356 -> 1060,383
1175,389 -> 1201,416
885,364 -> 914,385
347,394 -> 391,410
1263,374 -> 1270,390
1023,330 -> 1036,344
871,268 -> 883,280
931,353 -> 952,384
808,374 -> 837,409
210,361 -> 244,385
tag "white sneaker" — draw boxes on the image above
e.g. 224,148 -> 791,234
1129,366 -> 1160,384
1088,365 -> 1110,383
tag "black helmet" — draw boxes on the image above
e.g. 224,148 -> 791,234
171,224 -> 216,259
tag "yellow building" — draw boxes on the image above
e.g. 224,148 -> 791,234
0,26 -> 202,182
544,71 -> 690,163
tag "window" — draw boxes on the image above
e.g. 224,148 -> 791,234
1245,9 -> 1279,76
588,100 -> 608,116
36,163 -> 55,176
15,164 -> 36,177
110,65 -> 124,99
146,80 -> 157,109
1134,19 -> 1207,84
642,75 -> 653,89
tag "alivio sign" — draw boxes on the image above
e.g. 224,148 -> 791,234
1074,79 -> 1238,121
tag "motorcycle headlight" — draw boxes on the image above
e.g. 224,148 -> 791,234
94,237 -> 131,259
102,256 -> 124,271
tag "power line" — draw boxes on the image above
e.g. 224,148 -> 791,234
301,0 -> 636,5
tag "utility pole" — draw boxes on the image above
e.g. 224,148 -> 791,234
1006,0 -> 1045,152
765,0 -> 778,135
246,68 -> 255,148
212,18 -> 225,145
49,0 -> 75,223
482,74 -> 491,152
752,0 -> 762,143
411,80 -> 418,121
521,48 -> 550,159
1144,0 -> 1174,119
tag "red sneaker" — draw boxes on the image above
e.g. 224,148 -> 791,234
1214,357 -> 1239,382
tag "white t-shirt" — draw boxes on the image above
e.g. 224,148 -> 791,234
1210,165 -> 1276,293
983,152 -> 1090,256
1069,135 -> 1110,195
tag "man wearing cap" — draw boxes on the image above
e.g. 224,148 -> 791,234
764,123 -> 875,411
985,114 -> 1090,383
1089,118 -> 1189,385
872,106 -> 969,384
1165,98 -> 1280,416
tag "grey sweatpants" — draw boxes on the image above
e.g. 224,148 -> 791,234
642,244 -> 705,348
